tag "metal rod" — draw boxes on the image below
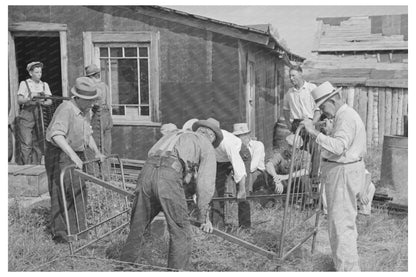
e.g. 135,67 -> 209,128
75,170 -> 134,197
189,220 -> 277,260
73,222 -> 130,254
280,228 -> 318,261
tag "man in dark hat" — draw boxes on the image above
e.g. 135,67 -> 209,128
16,61 -> 52,164
85,64 -> 113,155
119,118 -> 223,270
44,76 -> 105,243
301,81 -> 366,271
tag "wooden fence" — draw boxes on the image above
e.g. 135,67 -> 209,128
340,86 -> 408,148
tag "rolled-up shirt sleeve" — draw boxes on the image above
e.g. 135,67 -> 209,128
44,82 -> 52,96
46,104 -> 70,142
17,81 -> 28,98
316,118 -> 354,156
225,143 -> 247,184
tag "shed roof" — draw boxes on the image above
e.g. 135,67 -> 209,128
117,6 -> 305,62
313,14 -> 408,53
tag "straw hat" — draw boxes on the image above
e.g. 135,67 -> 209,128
70,77 -> 99,100
311,81 -> 342,107
285,134 -> 303,149
182,118 -> 198,130
192,117 -> 224,148
85,64 -> 101,77
232,123 -> 251,136
161,123 -> 178,135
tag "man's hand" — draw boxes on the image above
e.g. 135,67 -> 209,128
72,155 -> 84,169
274,181 -> 284,194
95,152 -> 106,163
200,218 -> 213,233
358,193 -> 369,205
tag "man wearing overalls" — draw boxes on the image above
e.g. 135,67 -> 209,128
85,64 -> 113,155
16,62 -> 52,165
120,119 -> 223,270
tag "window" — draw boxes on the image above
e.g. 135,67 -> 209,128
85,32 -> 160,125
99,44 -> 151,120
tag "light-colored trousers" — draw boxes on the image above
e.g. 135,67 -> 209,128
321,160 -> 365,271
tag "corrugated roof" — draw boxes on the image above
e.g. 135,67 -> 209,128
313,14 -> 408,53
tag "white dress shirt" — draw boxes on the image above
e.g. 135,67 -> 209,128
283,81 -> 317,120
215,130 -> 247,183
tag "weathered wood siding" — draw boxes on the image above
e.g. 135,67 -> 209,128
347,86 -> 408,148
9,6 -> 285,159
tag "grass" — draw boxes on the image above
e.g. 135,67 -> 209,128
8,196 -> 407,271
8,144 -> 407,271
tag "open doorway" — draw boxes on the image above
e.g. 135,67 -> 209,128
14,35 -> 62,96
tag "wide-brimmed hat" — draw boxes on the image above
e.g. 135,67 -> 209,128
285,134 -> 303,149
182,118 -> 198,130
312,81 -> 342,107
232,123 -> 251,136
192,117 -> 224,148
85,64 -> 101,77
70,77 -> 99,100
26,61 -> 43,72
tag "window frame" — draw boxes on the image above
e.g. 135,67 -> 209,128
83,31 -> 160,126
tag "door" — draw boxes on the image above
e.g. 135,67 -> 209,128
246,60 -> 256,136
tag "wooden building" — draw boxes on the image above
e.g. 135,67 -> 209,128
8,5 -> 304,160
304,14 -> 408,147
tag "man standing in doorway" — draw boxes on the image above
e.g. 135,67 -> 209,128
85,64 -> 113,155
16,61 -> 52,165
283,65 -> 321,133
301,81 -> 367,271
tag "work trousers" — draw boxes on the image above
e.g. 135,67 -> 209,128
45,142 -> 87,240
91,107 -> 113,155
211,144 -> 252,228
321,160 -> 365,271
120,156 -> 192,270
16,106 -> 43,165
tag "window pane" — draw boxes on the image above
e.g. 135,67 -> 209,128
139,47 -> 148,57
110,59 -> 138,106
100,47 -> 108,57
141,106 -> 149,116
110,47 -> 122,57
112,105 -> 125,115
125,47 -> 137,57
139,59 -> 149,104
100,59 -> 110,85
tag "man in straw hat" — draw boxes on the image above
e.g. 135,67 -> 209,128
16,61 -> 52,165
44,76 -> 105,243
232,123 -> 266,194
85,64 -> 113,156
119,118 -> 223,270
194,118 -> 251,229
301,81 -> 367,271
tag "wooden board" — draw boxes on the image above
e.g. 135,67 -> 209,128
372,88 -> 379,146
347,87 -> 355,107
357,87 -> 368,126
378,88 -> 386,145
385,88 -> 392,135
8,165 -> 48,197
366,88 -> 373,148
353,87 -> 360,112
402,90 -> 408,116
397,89 -> 404,135
391,89 -> 399,135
